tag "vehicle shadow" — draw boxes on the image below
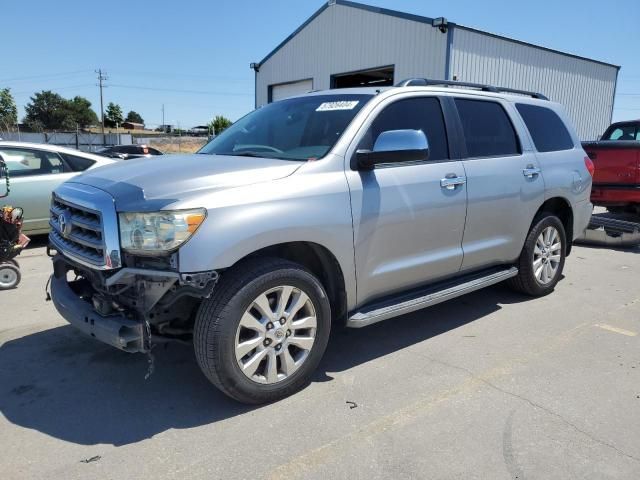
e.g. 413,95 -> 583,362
574,243 -> 640,255
0,284 -> 528,446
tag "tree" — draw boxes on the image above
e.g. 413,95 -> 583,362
125,110 -> 144,125
24,90 -> 74,130
210,115 -> 232,135
104,102 -> 124,127
0,88 -> 18,130
66,96 -> 99,128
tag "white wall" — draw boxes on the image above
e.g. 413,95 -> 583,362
257,2 -> 619,140
256,3 -> 448,106
450,27 -> 618,140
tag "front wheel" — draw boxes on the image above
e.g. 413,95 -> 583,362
508,213 -> 566,296
194,258 -> 331,404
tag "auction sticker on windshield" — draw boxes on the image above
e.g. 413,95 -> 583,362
316,101 -> 360,111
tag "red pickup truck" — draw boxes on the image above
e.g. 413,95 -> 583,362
582,120 -> 640,214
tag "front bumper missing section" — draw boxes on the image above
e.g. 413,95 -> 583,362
50,254 -> 219,353
51,274 -> 146,352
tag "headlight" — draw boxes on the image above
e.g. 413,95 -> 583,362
119,209 -> 206,254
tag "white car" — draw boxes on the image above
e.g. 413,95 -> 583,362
0,142 -> 116,235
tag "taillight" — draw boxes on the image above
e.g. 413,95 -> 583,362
584,156 -> 595,177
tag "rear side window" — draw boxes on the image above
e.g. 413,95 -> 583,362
455,99 -> 520,158
604,124 -> 639,141
361,97 -> 449,161
122,145 -> 141,154
62,153 -> 96,171
516,104 -> 574,152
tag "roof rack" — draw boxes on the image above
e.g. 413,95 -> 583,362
395,78 -> 548,100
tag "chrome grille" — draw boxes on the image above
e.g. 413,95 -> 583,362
50,194 -> 106,267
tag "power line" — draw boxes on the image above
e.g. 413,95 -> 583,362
107,69 -> 252,82
108,83 -> 252,97
10,84 -> 95,95
0,69 -> 92,83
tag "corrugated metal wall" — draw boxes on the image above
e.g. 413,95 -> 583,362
257,2 -> 618,140
256,3 -> 448,106
450,28 -> 617,140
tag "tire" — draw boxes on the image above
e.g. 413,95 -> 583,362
194,257 -> 331,404
508,213 -> 566,297
0,263 -> 21,290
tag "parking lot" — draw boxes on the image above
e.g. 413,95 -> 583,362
1,237 -> 639,479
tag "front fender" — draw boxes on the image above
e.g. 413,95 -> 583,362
177,169 -> 357,308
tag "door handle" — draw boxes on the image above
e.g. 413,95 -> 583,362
523,165 -> 541,178
440,175 -> 466,190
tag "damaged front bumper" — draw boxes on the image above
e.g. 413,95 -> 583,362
51,273 -> 146,352
50,254 -> 218,353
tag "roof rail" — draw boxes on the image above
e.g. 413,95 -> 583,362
395,78 -> 549,100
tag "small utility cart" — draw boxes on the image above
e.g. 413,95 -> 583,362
0,153 -> 28,290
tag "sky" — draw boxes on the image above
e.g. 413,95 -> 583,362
2,0 -> 638,129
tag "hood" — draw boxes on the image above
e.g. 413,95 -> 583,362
69,153 -> 303,211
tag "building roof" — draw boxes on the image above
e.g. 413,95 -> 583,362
257,0 -> 620,70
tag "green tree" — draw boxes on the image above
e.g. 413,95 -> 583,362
66,96 -> 99,128
0,88 -> 18,130
24,90 -> 74,130
125,110 -> 144,125
105,102 -> 124,127
209,115 -> 232,135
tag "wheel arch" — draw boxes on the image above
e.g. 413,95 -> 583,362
230,241 -> 349,326
533,197 -> 574,256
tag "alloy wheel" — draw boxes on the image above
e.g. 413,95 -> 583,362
532,226 -> 562,285
234,285 -> 317,384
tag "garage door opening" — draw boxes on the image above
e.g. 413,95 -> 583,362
331,66 -> 394,89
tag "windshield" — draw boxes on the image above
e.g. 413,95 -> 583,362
198,94 -> 373,161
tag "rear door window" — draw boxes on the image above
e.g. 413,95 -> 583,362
516,103 -> 574,152
454,99 -> 520,158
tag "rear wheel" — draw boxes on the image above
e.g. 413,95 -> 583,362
0,263 -> 21,290
194,258 -> 331,404
508,213 -> 566,296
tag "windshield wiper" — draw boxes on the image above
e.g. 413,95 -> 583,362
213,151 -> 267,158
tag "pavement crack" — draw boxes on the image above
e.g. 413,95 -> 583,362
421,355 -> 640,464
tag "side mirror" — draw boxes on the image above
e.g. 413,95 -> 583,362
355,129 -> 429,170
0,153 -> 9,199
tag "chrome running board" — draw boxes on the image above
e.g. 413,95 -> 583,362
347,267 -> 518,328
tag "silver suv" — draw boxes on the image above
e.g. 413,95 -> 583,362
49,79 -> 594,403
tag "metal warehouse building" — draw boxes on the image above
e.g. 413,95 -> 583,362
252,0 -> 619,140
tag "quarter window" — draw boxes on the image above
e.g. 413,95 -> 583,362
516,103 -> 574,152
360,97 -> 449,161
61,153 -> 96,171
455,99 -> 520,158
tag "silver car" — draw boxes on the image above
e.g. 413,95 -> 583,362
48,80 -> 594,404
0,142 -> 115,235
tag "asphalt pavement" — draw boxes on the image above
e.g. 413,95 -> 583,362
1,238 -> 639,479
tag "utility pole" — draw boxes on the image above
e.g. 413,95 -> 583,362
95,69 -> 108,135
161,104 -> 165,131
